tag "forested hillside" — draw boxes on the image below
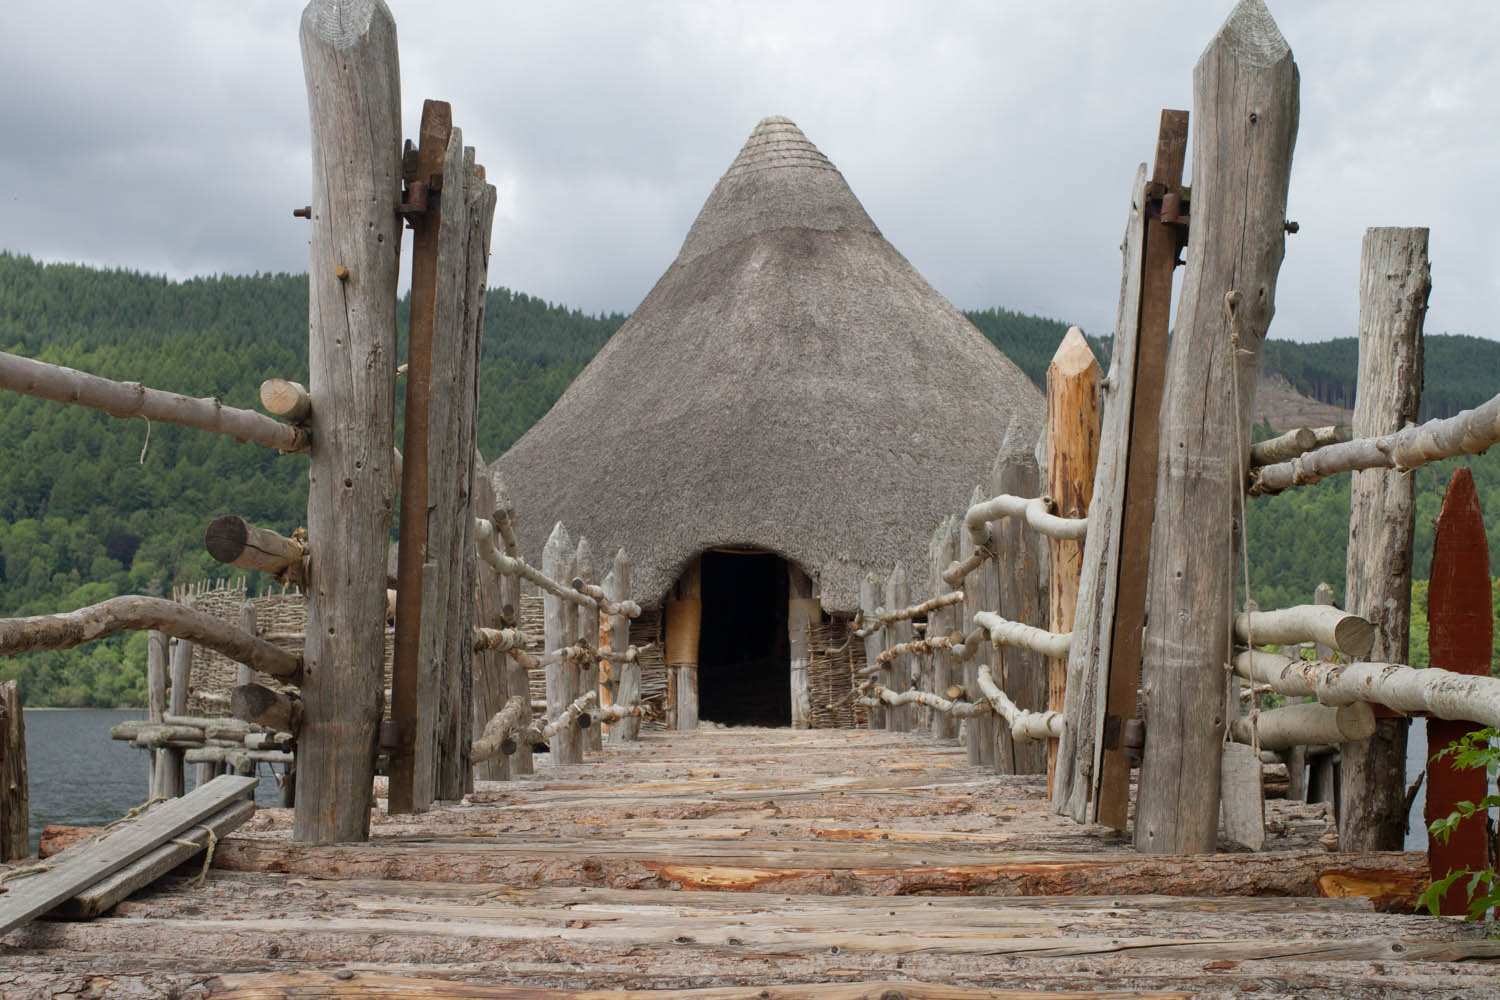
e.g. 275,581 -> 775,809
0,253 -> 1495,703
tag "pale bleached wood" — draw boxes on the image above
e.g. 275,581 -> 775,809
0,350 -> 308,453
1247,426 -> 1316,466
855,592 -> 964,637
524,691 -> 598,745
1235,650 -> 1500,728
258,378 -> 311,423
543,523 -> 582,764
977,665 -> 1065,742
475,519 -> 597,608
1233,605 -> 1374,658
230,684 -> 303,735
869,685 -> 991,719
1230,701 -> 1376,751
1219,742 -> 1266,850
1046,327 -> 1102,791
0,773 -> 258,937
203,516 -> 306,587
296,0 -> 401,844
957,487 -> 985,761
1135,0 -> 1299,855
471,695 -> 527,764
0,596 -> 301,680
974,613 -> 1073,659
0,681 -> 27,862
1340,227 -> 1429,853
608,549 -> 641,743
990,422 -> 1046,774
470,464 -> 510,781
487,471 -> 532,773
472,627 -> 527,653
883,565 -> 913,732
577,583 -> 641,620
787,564 -> 817,729
234,602 -> 256,690
147,630 -> 168,799
860,572 -> 885,731
575,538 -> 602,751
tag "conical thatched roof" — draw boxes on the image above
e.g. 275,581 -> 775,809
493,116 -> 1043,612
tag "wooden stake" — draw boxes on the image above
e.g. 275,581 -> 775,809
957,487 -> 985,761
0,681 -> 27,862
204,516 -> 306,587
606,549 -> 641,743
788,564 -> 818,730
884,565 -> 913,732
927,518 -> 958,741
470,461 -> 511,781
990,423 -> 1046,774
147,630 -> 168,799
297,0 -> 401,843
1340,227 -> 1429,852
1135,2 -> 1298,855
544,523 -> 582,764
168,637 -> 192,795
860,572 -> 885,731
667,558 -> 702,731
576,538 -> 602,751
258,378 -> 311,423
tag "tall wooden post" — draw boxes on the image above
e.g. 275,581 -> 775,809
296,0 -> 400,843
543,523 -> 581,764
607,549 -> 641,742
167,637 -> 192,795
471,462 -> 510,781
1135,0 -> 1298,854
489,471 -> 533,775
667,558 -> 702,731
1425,467 -> 1492,913
788,564 -> 818,730
992,427 -> 1047,774
958,487 -> 987,763
884,565 -> 913,732
576,538 -> 602,751
0,680 -> 27,862
147,630 -> 169,799
1046,328 -> 1101,790
861,572 -> 885,731
1341,227 -> 1430,851
928,518 -> 958,741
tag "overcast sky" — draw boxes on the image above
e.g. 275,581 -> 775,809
1,1 -> 1494,344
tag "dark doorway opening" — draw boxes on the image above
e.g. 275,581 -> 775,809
698,550 -> 790,726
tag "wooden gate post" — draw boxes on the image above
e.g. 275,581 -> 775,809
861,572 -> 885,731
543,523 -> 582,764
1425,467 -> 1492,913
884,565 -> 913,732
1340,227 -> 1430,851
489,472 -> 533,774
471,461 -> 510,781
296,0 -> 401,843
576,538 -> 602,751
788,564 -> 819,730
1135,0 -> 1298,854
168,637 -> 192,794
991,425 -> 1046,774
958,488 -> 988,763
147,630 -> 169,799
608,549 -> 641,742
0,680 -> 27,862
928,519 -> 958,741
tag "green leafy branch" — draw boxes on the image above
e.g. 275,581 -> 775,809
1417,727 -> 1500,921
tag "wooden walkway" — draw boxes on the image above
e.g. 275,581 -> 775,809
3,728 -> 1497,998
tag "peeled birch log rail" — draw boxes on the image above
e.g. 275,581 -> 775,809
977,664 -> 1065,741
590,702 -> 641,723
230,684 -> 302,735
184,747 -> 294,767
1251,391 -> 1500,494
1234,650 -> 1500,729
870,632 -> 964,665
472,627 -> 527,653
0,350 -> 310,453
0,597 -> 302,680
258,378 -> 312,423
471,695 -> 526,763
597,644 -> 648,664
973,611 -> 1073,659
1232,605 -> 1375,658
522,690 -> 598,745
867,684 -> 992,718
475,519 -> 596,608
966,495 -> 1088,545
853,592 -> 964,637
575,582 -> 642,619
203,516 -> 307,587
1248,426 -> 1316,466
1230,701 -> 1376,751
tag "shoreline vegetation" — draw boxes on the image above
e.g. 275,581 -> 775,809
1,251 -> 1497,707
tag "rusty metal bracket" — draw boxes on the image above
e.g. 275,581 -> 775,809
1122,718 -> 1146,760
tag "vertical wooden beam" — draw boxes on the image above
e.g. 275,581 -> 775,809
0,680 -> 27,862
470,460 -> 510,781
1136,0 -> 1298,854
607,549 -> 641,743
861,572 -> 885,731
884,565 -> 913,732
235,604 -> 256,689
147,630 -> 169,799
543,523 -> 582,764
1425,466 -> 1492,913
958,487 -> 987,763
166,637 -> 192,796
787,564 -> 818,730
991,435 -> 1047,774
928,518 -> 958,741
1340,227 -> 1430,851
1045,328 -> 1102,791
667,558 -> 702,731
576,538 -> 602,751
297,0 -> 401,843
489,471 -> 533,775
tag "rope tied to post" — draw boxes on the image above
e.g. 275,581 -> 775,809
168,823 -> 220,886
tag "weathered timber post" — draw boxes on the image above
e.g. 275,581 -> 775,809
1425,467 -> 1492,914
1045,328 -> 1101,790
928,518 -> 958,741
297,0 -> 401,842
543,523 -> 581,763
235,603 -> 256,690
1135,0 -> 1298,854
166,637 -> 191,795
490,472 -> 533,774
392,99 -> 452,814
470,460 -> 510,781
957,487 -> 987,762
884,565 -> 913,732
861,572 -> 885,731
607,549 -> 641,742
1340,226 -> 1429,852
992,428 -> 1047,774
667,557 -> 702,731
0,680 -> 27,862
575,538 -> 602,751
147,630 -> 168,799
787,564 -> 819,730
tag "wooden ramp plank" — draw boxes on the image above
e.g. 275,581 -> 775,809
0,773 -> 256,936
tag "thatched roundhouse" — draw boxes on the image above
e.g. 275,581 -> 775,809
494,116 -> 1042,726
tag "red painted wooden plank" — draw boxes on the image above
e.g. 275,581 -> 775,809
1425,466 -> 1492,915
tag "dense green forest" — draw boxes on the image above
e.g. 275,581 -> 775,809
0,252 -> 1495,704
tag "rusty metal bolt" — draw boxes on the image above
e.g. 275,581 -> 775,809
292,206 -> 311,219
1284,220 -> 1300,234
333,265 -> 349,281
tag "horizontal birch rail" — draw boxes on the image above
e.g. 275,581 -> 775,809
1230,701 -> 1376,751
258,378 -> 311,423
977,664 -> 1065,742
1248,425 -> 1348,466
854,633 -> 965,677
1234,650 -> 1500,729
854,592 -> 964,637
576,582 -> 642,619
868,684 -> 991,718
491,506 -> 520,556
591,702 -> 642,723
1251,391 -> 1500,495
1233,605 -> 1375,658
973,611 -> 1073,659
184,747 -> 295,767
965,494 -> 1088,546
598,644 -> 650,664
0,596 -> 303,680
0,349 -> 310,453
523,690 -> 598,744
473,627 -> 527,652
471,695 -> 526,762
110,723 -> 204,748
949,626 -> 988,663
475,519 -> 596,608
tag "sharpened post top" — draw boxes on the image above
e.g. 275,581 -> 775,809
1049,326 -> 1101,380
302,0 -> 391,49
1204,0 -> 1291,68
